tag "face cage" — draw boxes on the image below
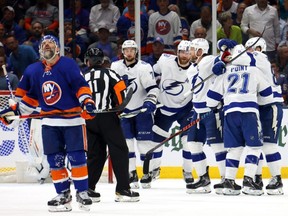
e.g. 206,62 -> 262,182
39,39 -> 59,61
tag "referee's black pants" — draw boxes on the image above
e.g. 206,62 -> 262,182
86,112 -> 130,192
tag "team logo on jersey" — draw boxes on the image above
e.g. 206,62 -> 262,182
42,81 -> 62,105
162,79 -> 184,96
156,19 -> 171,35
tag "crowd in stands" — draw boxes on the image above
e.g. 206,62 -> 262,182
0,0 -> 287,105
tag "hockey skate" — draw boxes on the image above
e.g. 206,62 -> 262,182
129,170 -> 139,189
213,177 -> 225,195
242,176 -> 264,196
48,190 -> 72,212
266,175 -> 284,195
186,167 -> 211,194
76,190 -> 92,211
115,189 -> 140,202
140,173 -> 152,189
182,170 -> 194,185
255,174 -> 263,188
87,188 -> 101,202
222,178 -> 241,195
152,167 -> 160,180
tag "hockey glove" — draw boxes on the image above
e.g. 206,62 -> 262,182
142,101 -> 156,114
0,101 -> 20,125
217,39 -> 238,52
212,60 -> 226,76
81,98 -> 96,120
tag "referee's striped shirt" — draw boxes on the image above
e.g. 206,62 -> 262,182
83,68 -> 126,110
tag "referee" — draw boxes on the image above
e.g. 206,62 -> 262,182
83,48 -> 140,202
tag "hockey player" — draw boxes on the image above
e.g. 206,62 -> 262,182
185,38 -> 227,194
83,47 -> 140,202
207,44 -> 274,196
0,35 -> 95,211
146,40 -> 194,189
110,40 -> 159,188
242,37 -> 284,195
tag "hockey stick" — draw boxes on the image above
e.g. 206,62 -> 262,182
142,110 -> 213,174
119,104 -> 163,118
4,88 -> 133,120
183,27 -> 266,98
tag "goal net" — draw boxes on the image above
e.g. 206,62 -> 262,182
0,90 -> 113,183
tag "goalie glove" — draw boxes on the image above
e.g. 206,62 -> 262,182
142,94 -> 157,114
0,99 -> 21,125
81,98 -> 96,120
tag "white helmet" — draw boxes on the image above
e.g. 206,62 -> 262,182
190,38 -> 209,54
245,37 -> 266,52
177,40 -> 191,52
122,40 -> 138,54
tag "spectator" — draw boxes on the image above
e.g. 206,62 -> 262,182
217,0 -> 239,19
0,23 -> 5,45
122,0 -> 148,15
4,0 -> 31,28
89,0 -> 120,41
232,2 -> 248,45
0,54 -> 19,90
23,21 -> 45,57
190,6 -> 221,44
241,0 -> 280,61
168,4 -> 190,40
183,0 -> 211,25
193,26 -> 212,55
217,11 -> 242,45
1,6 -> 27,44
5,35 -> 38,79
64,18 -> 86,59
64,0 -> 90,44
24,0 -> 59,33
116,0 -> 149,56
88,24 -> 117,60
142,36 -> 165,66
277,41 -> 288,75
147,0 -> 182,54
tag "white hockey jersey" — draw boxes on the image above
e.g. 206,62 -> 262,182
207,64 -> 274,115
191,55 -> 217,114
111,59 -> 159,111
153,53 -> 193,116
232,51 -> 283,105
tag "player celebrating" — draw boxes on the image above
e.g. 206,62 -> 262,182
207,44 -> 274,195
111,40 -> 159,188
186,38 -> 227,194
146,40 -> 194,188
83,47 -> 140,202
0,35 -> 95,211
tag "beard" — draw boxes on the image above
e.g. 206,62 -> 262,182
43,49 -> 55,60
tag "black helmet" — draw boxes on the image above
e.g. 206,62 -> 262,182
84,47 -> 104,66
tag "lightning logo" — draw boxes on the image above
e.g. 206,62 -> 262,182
162,79 -> 184,96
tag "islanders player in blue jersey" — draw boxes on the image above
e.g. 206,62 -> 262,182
0,35 -> 96,212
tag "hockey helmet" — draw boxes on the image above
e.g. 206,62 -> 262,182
245,37 -> 266,52
84,47 -> 105,66
177,40 -> 191,53
39,35 -> 60,60
190,38 -> 209,55
122,40 -> 138,54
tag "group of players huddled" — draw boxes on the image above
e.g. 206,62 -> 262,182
0,34 -> 284,212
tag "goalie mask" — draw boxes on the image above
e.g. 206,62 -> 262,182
84,47 -> 104,67
39,35 -> 60,61
245,37 -> 267,52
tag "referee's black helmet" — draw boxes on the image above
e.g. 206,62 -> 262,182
84,47 -> 104,66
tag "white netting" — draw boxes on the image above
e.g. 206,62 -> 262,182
0,91 -> 113,183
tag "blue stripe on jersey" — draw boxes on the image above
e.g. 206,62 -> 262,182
247,52 -> 256,66
266,152 -> 281,162
193,101 -> 207,109
146,85 -> 158,93
273,91 -> 282,98
245,154 -> 259,165
161,101 -> 193,113
207,90 -> 222,101
226,158 -> 240,168
259,87 -> 272,97
224,101 -> 258,111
